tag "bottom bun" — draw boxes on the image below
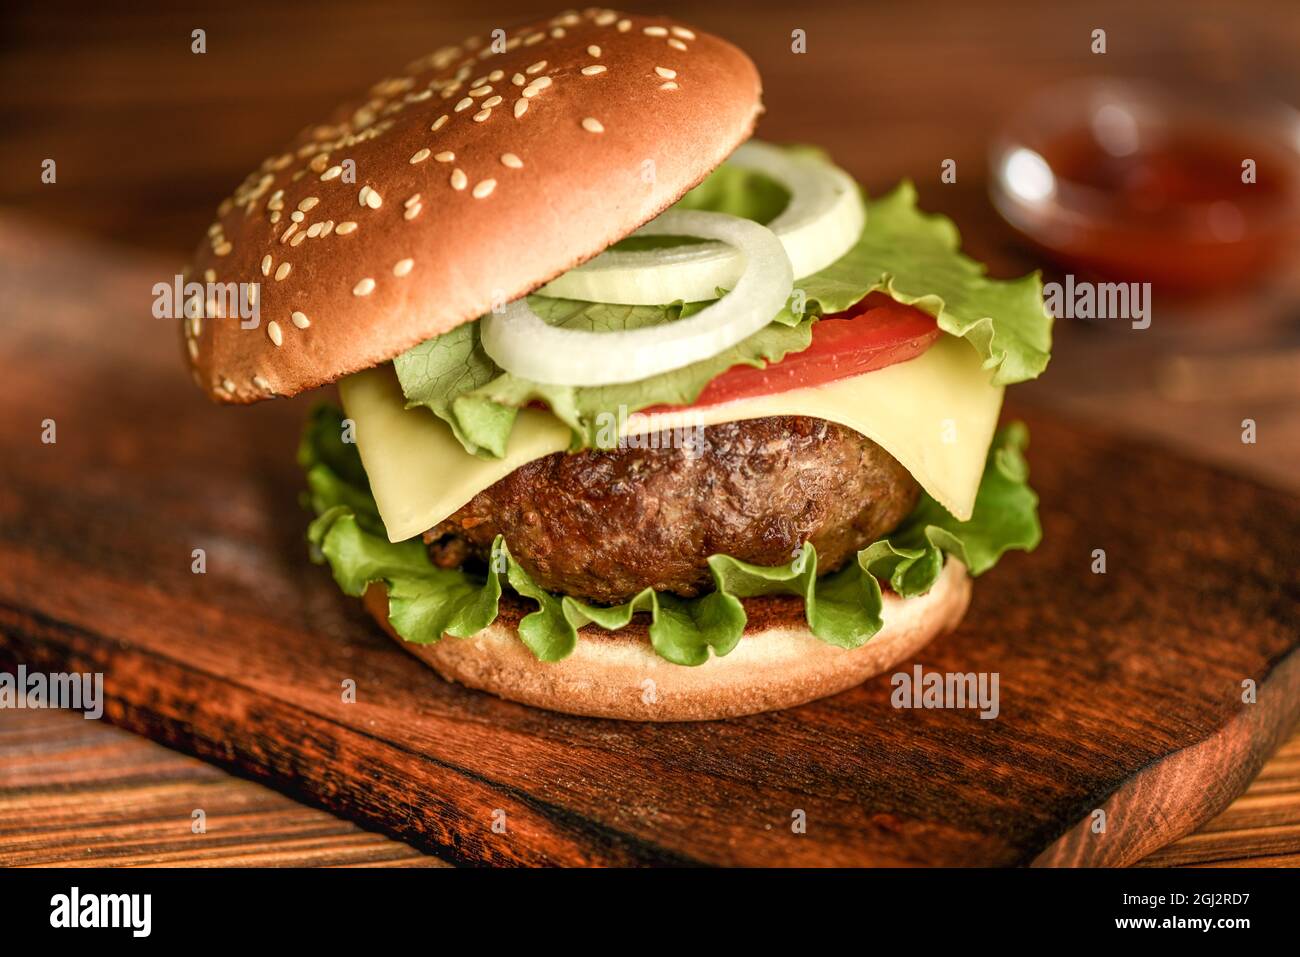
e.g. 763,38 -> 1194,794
363,560 -> 970,722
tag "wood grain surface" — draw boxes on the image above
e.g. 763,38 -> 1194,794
4,706 -> 1295,867
1,219 -> 1297,867
4,713 -> 1297,869
0,710 -> 442,867
2,0 -> 1299,867
1140,733 -> 1300,868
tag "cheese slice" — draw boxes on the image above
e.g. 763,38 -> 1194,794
340,334 -> 1004,543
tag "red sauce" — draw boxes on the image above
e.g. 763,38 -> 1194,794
1007,121 -> 1299,290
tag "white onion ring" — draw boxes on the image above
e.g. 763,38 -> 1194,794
538,141 -> 865,305
481,210 -> 793,386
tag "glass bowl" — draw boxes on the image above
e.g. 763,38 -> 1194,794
989,78 -> 1300,291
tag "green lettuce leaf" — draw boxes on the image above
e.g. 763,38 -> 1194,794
300,405 -> 1041,666
398,302 -> 813,455
801,182 -> 1052,384
394,148 -> 1051,458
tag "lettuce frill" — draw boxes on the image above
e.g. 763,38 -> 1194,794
301,406 -> 1041,666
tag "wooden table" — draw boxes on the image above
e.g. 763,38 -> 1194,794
2,708 -> 1296,867
0,710 -> 443,867
2,0 -> 1298,867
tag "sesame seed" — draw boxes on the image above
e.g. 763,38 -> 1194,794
587,45 -> 601,57
617,18 -> 631,31
431,114 -> 449,131
524,32 -> 544,45
668,38 -> 688,51
404,193 -> 422,208
291,231 -> 307,246
454,97 -> 474,112
472,178 -> 497,199
353,278 -> 376,296
393,258 -> 414,277
522,86 -> 541,99
253,375 -> 271,391
450,168 -> 468,190
365,189 -> 382,209
482,94 -> 503,108
410,147 -> 431,164
595,11 -> 617,25
644,25 -> 668,37
221,377 -> 235,393
660,81 -> 679,90
321,220 -> 335,236
512,73 -> 525,86
203,268 -> 216,283
298,196 -> 320,211
187,338 -> 199,361
307,222 -> 323,238
260,254 -> 272,277
404,203 -> 422,220
550,27 -> 565,38
434,150 -> 455,162
214,241 -> 232,256
320,165 -> 343,181
582,65 -> 607,76
525,60 -> 547,74
488,69 -> 504,82
290,210 -> 305,223
267,321 -> 283,347
208,223 -> 222,237
358,186 -> 372,206
655,66 -> 677,79
269,210 -> 282,224
336,221 -> 358,235
529,75 -> 553,90
473,108 -> 492,122
513,99 -> 528,118
469,85 -> 492,97
280,223 -> 298,244
582,116 -> 605,133
500,152 -> 523,169
671,26 -> 696,40
291,311 -> 310,328
275,262 -> 291,281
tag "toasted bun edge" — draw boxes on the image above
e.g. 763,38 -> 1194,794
362,559 -> 971,721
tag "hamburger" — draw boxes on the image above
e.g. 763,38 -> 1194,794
182,10 -> 1052,721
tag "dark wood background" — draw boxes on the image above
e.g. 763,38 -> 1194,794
6,0 -> 1300,257
1,0 -> 1298,865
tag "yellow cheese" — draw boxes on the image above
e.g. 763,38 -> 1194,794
340,334 -> 1003,543
339,371 -> 571,543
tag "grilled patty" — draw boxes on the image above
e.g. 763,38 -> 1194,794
425,415 -> 920,605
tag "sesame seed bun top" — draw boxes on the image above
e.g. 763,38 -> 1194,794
181,9 -> 763,403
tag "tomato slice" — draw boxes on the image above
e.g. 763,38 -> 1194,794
654,292 -> 941,412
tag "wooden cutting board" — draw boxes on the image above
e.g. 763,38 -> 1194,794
1,220 -> 1298,866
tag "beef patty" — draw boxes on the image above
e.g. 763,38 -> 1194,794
425,415 -> 920,605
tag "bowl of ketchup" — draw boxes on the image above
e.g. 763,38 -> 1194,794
990,78 -> 1300,292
